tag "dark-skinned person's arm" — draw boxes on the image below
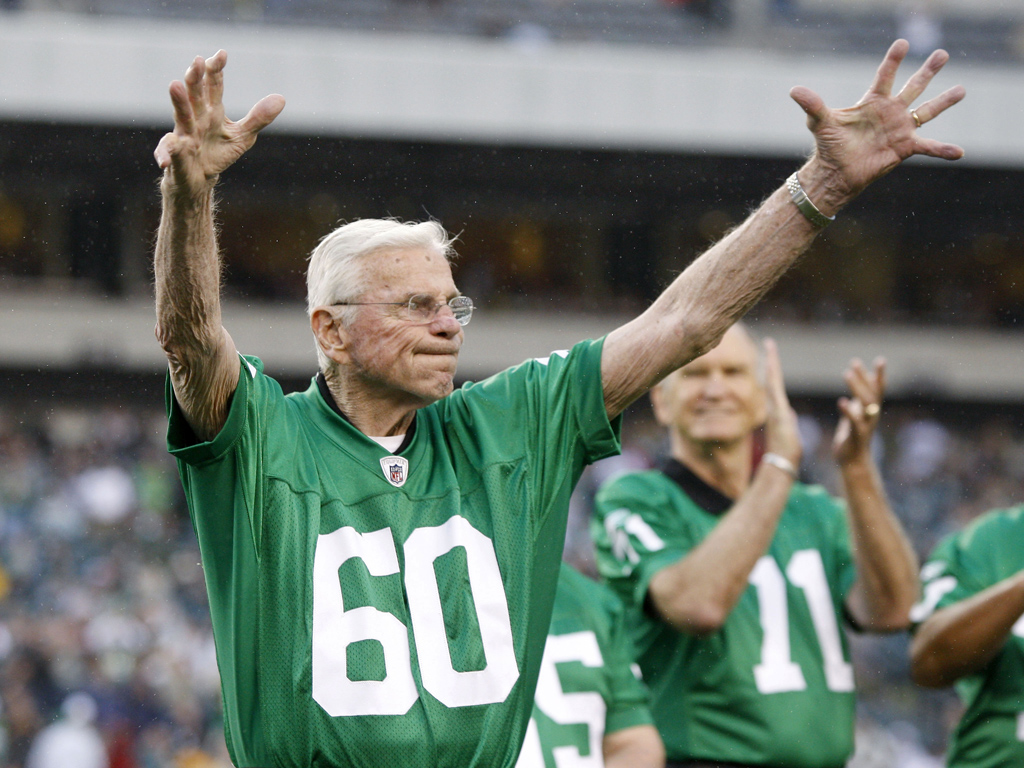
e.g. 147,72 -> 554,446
911,570 -> 1024,687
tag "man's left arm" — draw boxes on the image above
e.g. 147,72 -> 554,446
601,41 -> 964,419
836,358 -> 919,631
603,726 -> 665,768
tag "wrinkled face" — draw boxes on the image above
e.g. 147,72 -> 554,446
652,325 -> 767,447
340,247 -> 464,408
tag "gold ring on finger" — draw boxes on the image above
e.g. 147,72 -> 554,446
909,108 -> 922,128
865,403 -> 881,417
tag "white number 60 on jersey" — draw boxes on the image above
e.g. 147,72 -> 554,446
311,516 -> 520,716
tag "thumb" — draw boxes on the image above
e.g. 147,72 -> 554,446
154,132 -> 179,169
790,86 -> 827,130
237,93 -> 286,137
837,396 -> 859,423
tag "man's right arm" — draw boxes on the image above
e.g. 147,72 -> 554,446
154,180 -> 240,442
603,725 -> 665,768
153,51 -> 284,441
911,569 -> 1024,688
647,465 -> 793,636
647,341 -> 801,636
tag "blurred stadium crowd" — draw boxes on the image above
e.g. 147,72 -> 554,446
0,391 -> 1016,766
0,0 -> 1021,766
0,406 -> 225,768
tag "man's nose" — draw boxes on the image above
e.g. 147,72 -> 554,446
702,371 -> 728,396
431,308 -> 462,337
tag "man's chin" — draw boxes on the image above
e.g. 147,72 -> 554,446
412,372 -> 457,405
687,428 -> 748,447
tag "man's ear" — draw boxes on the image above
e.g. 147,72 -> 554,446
650,379 -> 672,427
310,308 -> 351,366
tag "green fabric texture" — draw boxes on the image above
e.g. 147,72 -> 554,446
166,339 -> 621,768
915,505 -> 1024,768
516,563 -> 654,768
592,469 -> 856,767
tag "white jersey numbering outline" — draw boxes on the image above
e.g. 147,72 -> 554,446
311,515 -> 520,717
913,562 -> 1024,742
515,630 -> 607,768
749,550 -> 854,695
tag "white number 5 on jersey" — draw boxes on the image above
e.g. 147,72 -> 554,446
516,631 -> 606,768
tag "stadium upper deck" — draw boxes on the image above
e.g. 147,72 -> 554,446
9,0 -> 1024,63
0,6 -> 1022,397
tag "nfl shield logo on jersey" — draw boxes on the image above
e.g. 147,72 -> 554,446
379,456 -> 409,488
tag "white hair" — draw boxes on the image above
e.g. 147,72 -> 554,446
306,218 -> 457,371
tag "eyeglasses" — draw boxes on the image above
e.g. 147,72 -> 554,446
333,294 -> 475,326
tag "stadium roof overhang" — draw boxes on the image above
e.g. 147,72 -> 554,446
0,12 -> 1020,167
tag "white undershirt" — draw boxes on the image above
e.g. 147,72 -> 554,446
369,434 -> 406,453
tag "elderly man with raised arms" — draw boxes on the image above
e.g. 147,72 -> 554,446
153,41 -> 963,768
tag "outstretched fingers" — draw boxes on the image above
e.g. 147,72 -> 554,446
168,79 -> 195,134
184,55 -> 208,119
154,132 -> 178,170
844,357 -> 885,407
204,50 -> 228,111
911,85 -> 967,159
866,39 -> 910,98
913,137 -> 965,160
909,84 -> 967,132
896,48 -> 951,106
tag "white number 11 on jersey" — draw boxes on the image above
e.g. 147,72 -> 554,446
749,549 -> 854,695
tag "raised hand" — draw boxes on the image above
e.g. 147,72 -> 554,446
154,51 -> 285,195
791,39 -> 965,201
762,338 -> 802,470
833,357 -> 885,466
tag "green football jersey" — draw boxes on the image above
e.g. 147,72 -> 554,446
591,459 -> 856,768
515,563 -> 654,768
911,506 -> 1024,768
166,339 -> 621,768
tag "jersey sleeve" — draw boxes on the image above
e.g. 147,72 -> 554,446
910,510 -> 1013,627
166,354 -> 282,553
164,354 -> 286,756
445,337 -> 622,529
602,589 -> 655,734
591,472 -> 696,608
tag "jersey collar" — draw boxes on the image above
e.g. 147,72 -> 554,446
658,456 -> 733,516
315,372 -> 417,454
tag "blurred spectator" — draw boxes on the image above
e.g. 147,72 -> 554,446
0,392 -> 1020,764
0,406 -> 220,768
505,22 -> 554,51
24,693 -> 106,768
898,1 -> 943,59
